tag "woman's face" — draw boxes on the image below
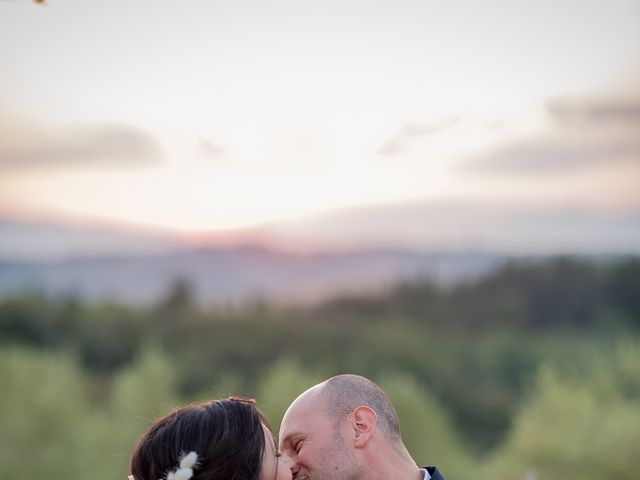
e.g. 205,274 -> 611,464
260,424 -> 293,480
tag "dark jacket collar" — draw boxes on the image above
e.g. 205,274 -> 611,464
424,466 -> 446,480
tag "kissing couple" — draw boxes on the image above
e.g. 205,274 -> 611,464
129,374 -> 445,480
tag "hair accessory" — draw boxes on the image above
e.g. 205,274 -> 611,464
166,451 -> 199,480
228,396 -> 256,404
126,450 -> 198,480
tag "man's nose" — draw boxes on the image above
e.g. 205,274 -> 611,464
282,454 -> 299,474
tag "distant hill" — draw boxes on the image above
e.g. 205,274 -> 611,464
0,247 -> 500,305
4,207 -> 637,305
0,218 -> 183,261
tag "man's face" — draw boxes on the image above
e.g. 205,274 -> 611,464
279,390 -> 360,480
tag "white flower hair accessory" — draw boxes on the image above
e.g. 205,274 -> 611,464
167,451 -> 199,480
127,451 -> 199,480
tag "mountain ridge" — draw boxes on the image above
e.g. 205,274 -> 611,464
0,245 -> 501,305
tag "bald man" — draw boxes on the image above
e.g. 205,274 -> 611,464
279,374 -> 445,480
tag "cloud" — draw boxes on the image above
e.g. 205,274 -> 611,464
464,96 -> 640,176
548,98 -> 640,125
196,138 -> 225,160
0,123 -> 164,169
463,95 -> 640,176
377,117 -> 458,156
463,129 -> 640,175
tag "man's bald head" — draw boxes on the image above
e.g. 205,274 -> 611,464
279,374 -> 424,480
318,374 -> 403,446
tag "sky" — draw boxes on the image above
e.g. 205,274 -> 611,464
0,0 -> 639,253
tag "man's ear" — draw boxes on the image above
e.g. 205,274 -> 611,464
351,406 -> 377,448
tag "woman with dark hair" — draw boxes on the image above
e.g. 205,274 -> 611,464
128,397 -> 293,480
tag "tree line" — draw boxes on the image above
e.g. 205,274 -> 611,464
1,255 -> 639,475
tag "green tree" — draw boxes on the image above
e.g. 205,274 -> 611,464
482,342 -> 640,480
379,373 -> 475,479
0,346 -> 88,477
257,359 -> 325,430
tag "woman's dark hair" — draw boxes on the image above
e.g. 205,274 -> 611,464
130,398 -> 271,480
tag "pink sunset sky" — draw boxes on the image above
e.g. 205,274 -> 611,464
1,0 -> 639,255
